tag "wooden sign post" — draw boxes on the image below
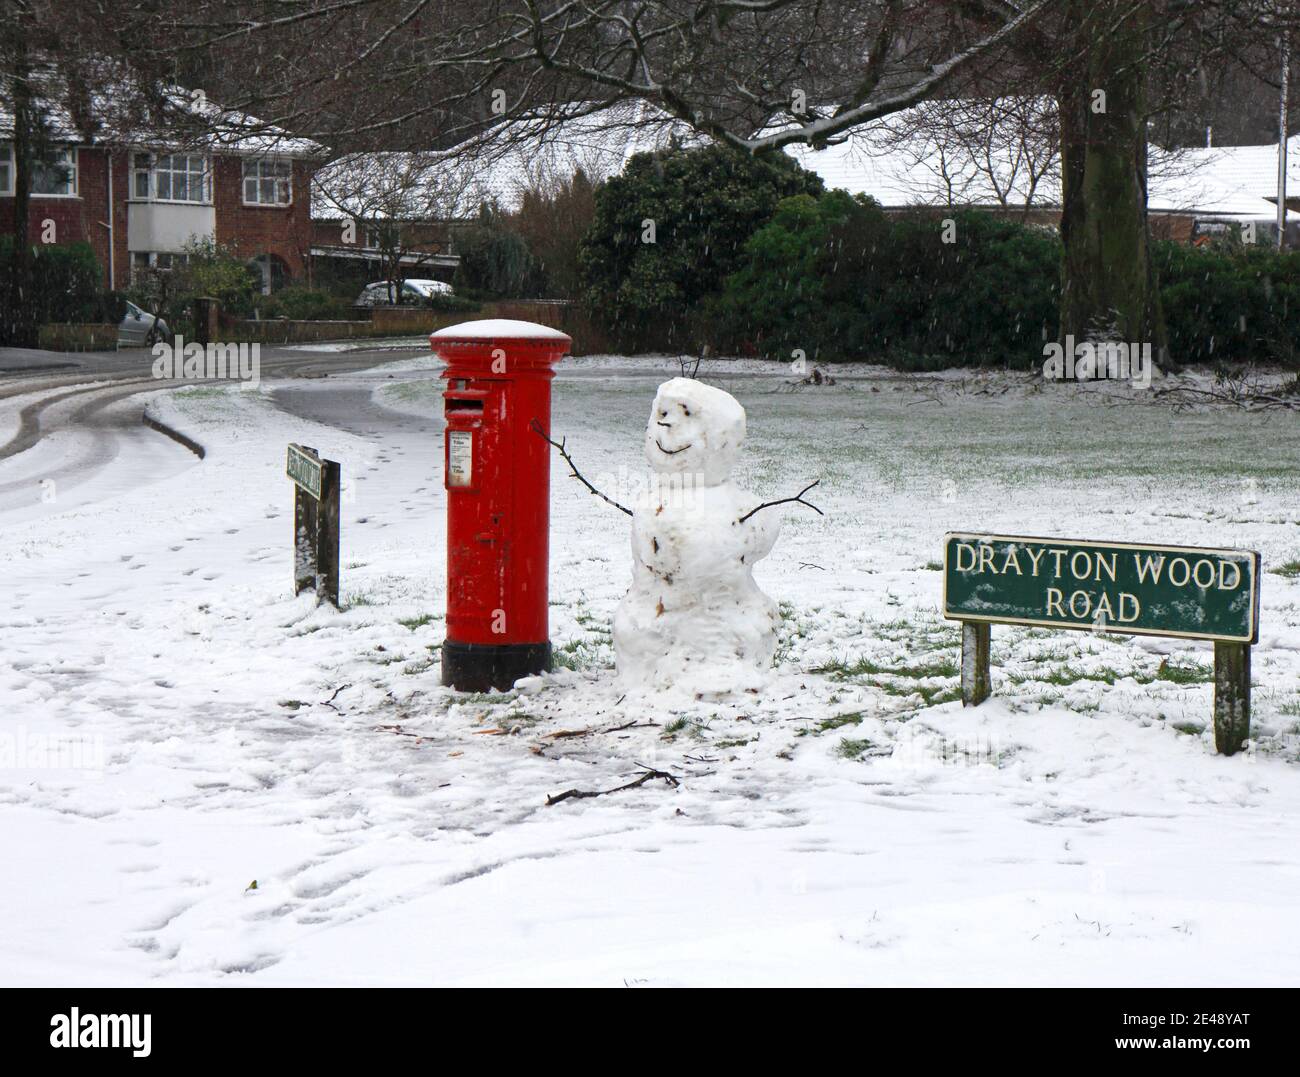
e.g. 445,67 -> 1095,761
287,443 -> 340,608
943,533 -> 1261,756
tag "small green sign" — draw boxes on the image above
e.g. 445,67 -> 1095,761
286,444 -> 322,500
943,533 -> 1260,644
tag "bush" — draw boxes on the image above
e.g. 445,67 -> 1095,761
425,290 -> 481,313
311,258 -> 374,301
713,198 -> 1060,367
126,238 -> 260,338
579,145 -> 824,352
711,195 -> 1300,370
1154,242 -> 1300,365
177,238 -> 260,317
94,290 -> 129,325
509,169 -> 598,300
255,287 -> 357,321
454,204 -> 545,299
0,238 -> 106,323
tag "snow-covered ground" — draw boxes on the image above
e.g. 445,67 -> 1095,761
1,355 -> 1298,986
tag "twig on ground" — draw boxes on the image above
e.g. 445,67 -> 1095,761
1151,383 -> 1299,410
546,720 -> 658,741
738,480 -> 825,524
545,763 -> 680,806
321,683 -> 351,710
530,419 -> 633,516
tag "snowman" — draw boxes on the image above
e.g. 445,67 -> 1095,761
611,378 -> 785,695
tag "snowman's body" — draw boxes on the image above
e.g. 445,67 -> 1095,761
612,379 -> 781,694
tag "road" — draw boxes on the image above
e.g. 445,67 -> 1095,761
0,341 -> 432,518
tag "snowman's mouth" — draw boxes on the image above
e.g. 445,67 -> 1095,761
655,438 -> 690,456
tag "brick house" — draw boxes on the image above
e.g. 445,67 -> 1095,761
309,214 -> 459,281
1,90 -> 322,293
310,152 -> 468,284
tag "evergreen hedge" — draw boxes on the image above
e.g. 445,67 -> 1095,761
577,151 -> 1300,368
578,145 -> 823,352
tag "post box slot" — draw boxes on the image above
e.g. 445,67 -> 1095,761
446,398 -> 484,412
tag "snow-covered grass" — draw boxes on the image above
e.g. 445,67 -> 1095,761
1,358 -> 1298,986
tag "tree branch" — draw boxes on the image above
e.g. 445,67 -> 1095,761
546,763 -> 680,805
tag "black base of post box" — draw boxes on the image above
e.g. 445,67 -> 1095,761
441,640 -> 552,692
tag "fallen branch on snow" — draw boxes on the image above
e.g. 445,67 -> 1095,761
546,764 -> 680,806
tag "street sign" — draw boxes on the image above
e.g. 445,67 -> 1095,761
942,532 -> 1262,756
287,443 -> 339,608
287,444 -> 323,500
943,533 -> 1259,644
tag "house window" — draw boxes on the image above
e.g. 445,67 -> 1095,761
365,223 -> 399,249
0,143 -> 76,195
242,158 -> 292,205
32,148 -> 77,195
130,250 -> 191,282
132,152 -> 209,202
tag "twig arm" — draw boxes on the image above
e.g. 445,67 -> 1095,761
530,418 -> 633,516
737,480 -> 825,524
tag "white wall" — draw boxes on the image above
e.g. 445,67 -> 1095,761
126,203 -> 215,252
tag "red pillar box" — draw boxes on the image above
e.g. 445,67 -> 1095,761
430,319 -> 571,691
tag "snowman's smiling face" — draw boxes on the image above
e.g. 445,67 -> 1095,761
643,378 -> 746,487
652,399 -> 698,457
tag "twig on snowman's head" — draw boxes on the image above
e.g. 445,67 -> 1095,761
737,480 -> 824,524
530,418 -> 633,517
677,353 -> 702,380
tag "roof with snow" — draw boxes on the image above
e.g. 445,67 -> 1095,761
0,73 -> 323,158
312,152 -> 470,220
310,96 -> 1297,225
785,98 -> 1299,222
313,102 -> 700,220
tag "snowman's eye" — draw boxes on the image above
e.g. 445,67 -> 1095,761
682,406 -> 691,416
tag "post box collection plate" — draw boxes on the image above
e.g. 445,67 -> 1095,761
447,430 -> 473,487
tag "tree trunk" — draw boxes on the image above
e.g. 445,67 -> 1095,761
3,2 -> 39,348
1057,2 -> 1169,369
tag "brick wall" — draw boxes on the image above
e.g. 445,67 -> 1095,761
0,146 -> 125,289
1,148 -> 316,291
1149,213 -> 1195,244
213,156 -> 313,280
372,301 -> 612,355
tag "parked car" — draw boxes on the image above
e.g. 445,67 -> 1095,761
354,278 -> 454,307
118,300 -> 169,346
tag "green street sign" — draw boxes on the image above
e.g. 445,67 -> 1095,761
286,444 -> 322,500
943,532 -> 1260,644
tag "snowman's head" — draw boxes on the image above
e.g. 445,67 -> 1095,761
643,377 -> 746,486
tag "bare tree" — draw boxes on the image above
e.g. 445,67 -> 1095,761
871,95 -> 1061,218
313,151 -> 481,296
30,1 -> 1300,363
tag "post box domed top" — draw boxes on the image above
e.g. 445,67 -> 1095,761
432,319 -> 569,375
431,319 -> 571,344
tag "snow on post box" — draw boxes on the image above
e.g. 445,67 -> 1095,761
430,319 -> 571,692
